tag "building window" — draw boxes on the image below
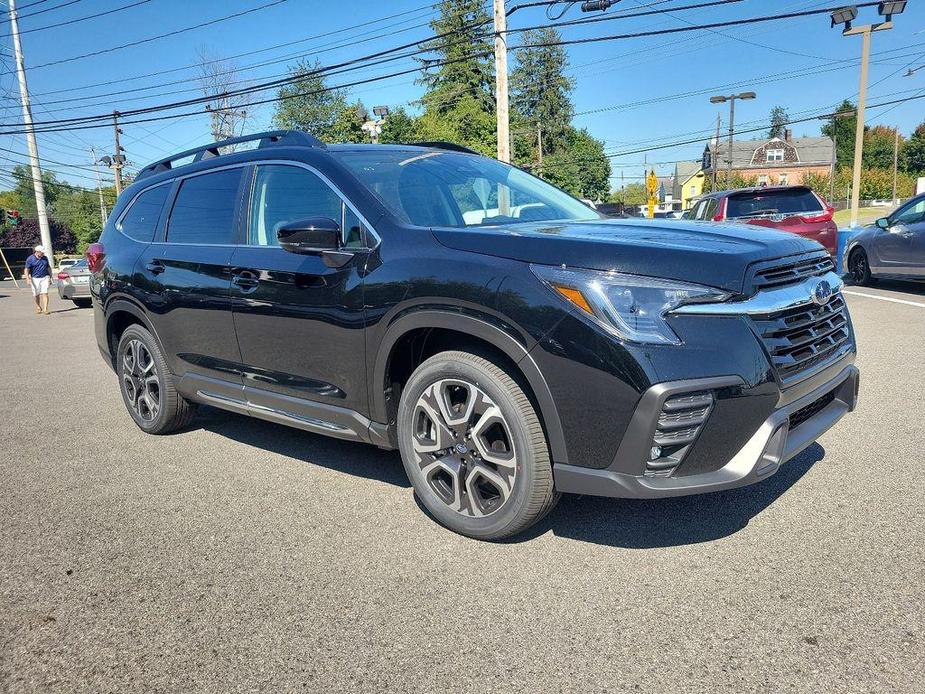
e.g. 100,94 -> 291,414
766,149 -> 784,162
778,173 -> 789,186
758,175 -> 769,186
689,184 -> 696,195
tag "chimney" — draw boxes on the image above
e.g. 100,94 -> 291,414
784,128 -> 792,142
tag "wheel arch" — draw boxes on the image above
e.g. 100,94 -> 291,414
372,311 -> 568,464
104,298 -> 163,367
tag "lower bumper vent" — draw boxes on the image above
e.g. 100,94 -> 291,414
789,389 -> 836,430
645,391 -> 714,477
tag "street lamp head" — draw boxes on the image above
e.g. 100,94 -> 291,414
878,1 -> 906,17
737,92 -> 757,100
372,105 -> 389,118
830,5 -> 857,28
709,95 -> 727,104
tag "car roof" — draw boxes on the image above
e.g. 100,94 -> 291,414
705,185 -> 811,198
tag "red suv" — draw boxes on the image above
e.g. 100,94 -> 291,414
689,186 -> 837,255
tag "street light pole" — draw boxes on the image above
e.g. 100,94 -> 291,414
831,2 -> 905,227
709,92 -> 756,189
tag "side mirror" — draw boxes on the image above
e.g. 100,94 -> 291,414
276,216 -> 341,254
875,217 -> 890,230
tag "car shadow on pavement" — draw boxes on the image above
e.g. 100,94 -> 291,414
845,278 -> 925,297
518,443 -> 826,548
193,405 -> 411,489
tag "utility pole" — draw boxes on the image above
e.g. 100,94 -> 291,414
709,92 -> 756,189
712,113 -> 720,191
90,148 -> 108,226
8,0 -> 53,267
891,128 -> 900,205
831,3 -> 904,227
112,111 -> 125,195
492,0 -> 510,164
536,122 -> 543,169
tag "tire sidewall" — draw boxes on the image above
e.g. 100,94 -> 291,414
397,354 -> 544,539
116,325 -> 169,434
850,248 -> 872,285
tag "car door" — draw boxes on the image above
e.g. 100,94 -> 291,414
873,197 -> 925,275
134,166 -> 247,393
229,162 -> 372,430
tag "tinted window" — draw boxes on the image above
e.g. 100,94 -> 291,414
703,199 -> 717,220
343,206 -> 366,248
892,197 -> 925,225
249,165 -> 342,246
725,188 -> 823,218
167,168 -> 242,244
120,184 -> 169,242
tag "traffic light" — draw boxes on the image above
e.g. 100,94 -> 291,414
5,209 -> 21,226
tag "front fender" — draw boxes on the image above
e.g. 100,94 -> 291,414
370,309 -> 569,465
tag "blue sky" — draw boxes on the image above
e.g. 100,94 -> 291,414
2,0 -> 924,191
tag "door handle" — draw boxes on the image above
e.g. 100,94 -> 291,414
145,261 -> 165,275
231,272 -> 259,290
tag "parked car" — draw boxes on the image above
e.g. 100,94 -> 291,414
57,258 -> 92,307
689,186 -> 837,254
57,258 -> 81,273
87,131 -> 859,540
845,193 -> 925,284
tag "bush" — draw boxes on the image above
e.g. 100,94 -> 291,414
0,217 -> 77,254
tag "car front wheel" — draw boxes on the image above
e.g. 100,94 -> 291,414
397,350 -> 559,540
848,247 -> 873,285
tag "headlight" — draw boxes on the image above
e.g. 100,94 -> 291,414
530,264 -> 730,345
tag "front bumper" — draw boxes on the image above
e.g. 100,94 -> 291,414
553,363 -> 859,499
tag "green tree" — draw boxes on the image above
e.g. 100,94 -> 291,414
11,165 -> 64,217
540,128 -> 611,201
900,121 -> 925,174
272,60 -> 362,143
54,188 -> 104,252
511,27 -> 574,160
863,125 -> 901,170
821,100 -> 859,170
415,93 -> 496,156
611,182 -> 646,205
767,106 -> 789,139
418,0 -> 494,114
378,106 -> 417,144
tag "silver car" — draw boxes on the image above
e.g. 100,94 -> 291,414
57,258 -> 92,307
845,193 -> 925,284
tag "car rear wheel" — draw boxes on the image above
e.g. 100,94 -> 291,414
848,248 -> 873,285
116,324 -> 196,434
397,351 -> 559,540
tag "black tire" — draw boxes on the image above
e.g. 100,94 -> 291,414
116,324 -> 196,435
397,350 -> 559,540
73,298 -> 92,308
848,247 -> 874,286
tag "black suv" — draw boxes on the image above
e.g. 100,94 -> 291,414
87,131 -> 859,540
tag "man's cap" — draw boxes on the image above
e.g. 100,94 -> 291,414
34,245 -> 45,253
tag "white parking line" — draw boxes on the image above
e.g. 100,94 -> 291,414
843,290 -> 925,308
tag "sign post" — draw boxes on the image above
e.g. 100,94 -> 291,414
646,169 -> 659,219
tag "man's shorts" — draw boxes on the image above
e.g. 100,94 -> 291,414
30,276 -> 50,296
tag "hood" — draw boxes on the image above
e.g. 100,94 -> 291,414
432,218 -> 822,293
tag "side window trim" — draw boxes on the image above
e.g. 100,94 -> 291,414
242,159 -> 381,250
115,180 -> 173,243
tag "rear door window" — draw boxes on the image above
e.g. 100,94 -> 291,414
166,168 -> 243,244
725,188 -> 823,218
119,184 -> 170,242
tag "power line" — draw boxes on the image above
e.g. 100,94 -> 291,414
0,1 -> 151,39
13,0 -> 85,21
2,0 -> 292,74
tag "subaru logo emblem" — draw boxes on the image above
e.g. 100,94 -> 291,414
455,443 -> 468,454
810,279 -> 833,306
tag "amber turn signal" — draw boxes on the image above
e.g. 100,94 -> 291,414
552,285 -> 593,314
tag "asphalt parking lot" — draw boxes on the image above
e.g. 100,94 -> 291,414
1,279 -> 924,693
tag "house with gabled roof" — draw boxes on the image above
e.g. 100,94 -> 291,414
704,129 -> 834,189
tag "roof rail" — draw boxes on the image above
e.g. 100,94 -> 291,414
135,130 -> 325,181
412,141 -> 482,156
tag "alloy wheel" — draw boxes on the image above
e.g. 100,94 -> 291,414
410,379 -> 517,518
850,251 -> 868,284
121,339 -> 161,422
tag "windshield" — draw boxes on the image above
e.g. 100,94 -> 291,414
725,188 -> 823,218
337,149 -> 600,228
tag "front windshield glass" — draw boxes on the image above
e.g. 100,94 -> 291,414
337,149 -> 600,228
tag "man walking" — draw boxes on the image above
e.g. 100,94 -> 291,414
24,244 -> 52,315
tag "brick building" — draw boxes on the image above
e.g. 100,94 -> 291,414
704,130 -> 834,188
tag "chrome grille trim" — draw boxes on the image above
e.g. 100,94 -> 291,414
752,255 -> 835,289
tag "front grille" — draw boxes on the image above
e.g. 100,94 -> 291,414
752,294 -> 852,383
789,390 -> 836,430
752,255 -> 834,290
645,391 -> 713,477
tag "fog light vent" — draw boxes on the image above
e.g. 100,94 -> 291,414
645,391 -> 714,477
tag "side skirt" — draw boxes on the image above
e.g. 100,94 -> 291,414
176,372 -> 395,449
